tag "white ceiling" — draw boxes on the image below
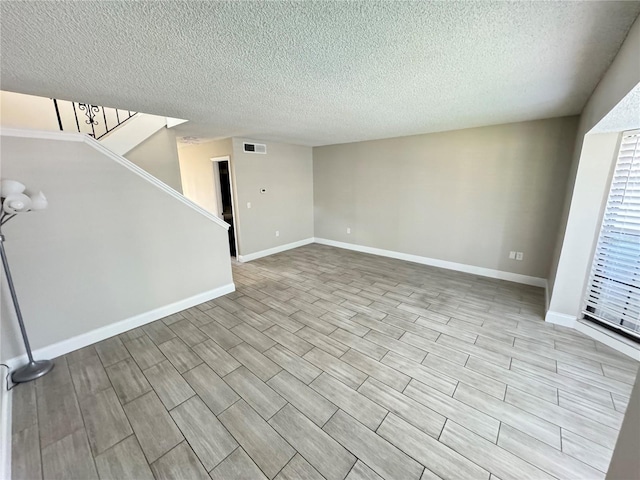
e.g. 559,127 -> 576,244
1,1 -> 639,146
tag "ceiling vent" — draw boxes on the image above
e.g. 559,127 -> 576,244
243,142 -> 267,154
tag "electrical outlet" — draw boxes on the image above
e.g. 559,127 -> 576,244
247,202 -> 251,209
509,251 -> 516,259
516,252 -> 524,261
347,227 -> 351,234
275,230 -> 279,237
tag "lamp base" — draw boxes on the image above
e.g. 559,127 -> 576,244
11,359 -> 54,383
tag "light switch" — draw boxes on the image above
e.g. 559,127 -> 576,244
247,202 -> 251,209
509,251 -> 516,259
516,252 -> 524,261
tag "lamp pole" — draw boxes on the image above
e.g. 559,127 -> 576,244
0,216 -> 53,383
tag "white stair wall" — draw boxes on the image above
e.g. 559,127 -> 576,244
0,128 -> 233,367
100,113 -> 168,156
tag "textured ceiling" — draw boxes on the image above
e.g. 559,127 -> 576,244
1,1 -> 639,146
593,82 -> 640,133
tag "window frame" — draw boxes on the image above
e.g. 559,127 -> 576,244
582,129 -> 640,342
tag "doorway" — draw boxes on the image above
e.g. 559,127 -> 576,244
211,156 -> 238,258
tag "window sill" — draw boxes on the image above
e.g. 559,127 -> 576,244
576,319 -> 640,362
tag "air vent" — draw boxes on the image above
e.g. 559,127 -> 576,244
243,142 -> 267,154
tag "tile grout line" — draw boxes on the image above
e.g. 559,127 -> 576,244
20,245 -> 629,480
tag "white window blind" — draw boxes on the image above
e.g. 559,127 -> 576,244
584,130 -> 640,339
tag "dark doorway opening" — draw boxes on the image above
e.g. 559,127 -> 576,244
218,161 -> 236,257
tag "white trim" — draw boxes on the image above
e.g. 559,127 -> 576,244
575,320 -> 640,361
0,127 -> 85,142
166,117 -> 188,128
85,136 -> 230,230
238,238 -> 315,263
0,384 -> 11,480
545,310 -> 577,327
0,128 -> 230,231
545,309 -> 640,361
314,238 -> 547,287
5,283 -> 235,370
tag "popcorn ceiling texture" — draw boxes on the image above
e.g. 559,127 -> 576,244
593,84 -> 640,134
1,1 -> 639,146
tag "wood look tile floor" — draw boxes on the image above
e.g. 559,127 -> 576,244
11,244 -> 639,480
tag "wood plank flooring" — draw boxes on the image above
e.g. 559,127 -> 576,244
12,244 -> 639,480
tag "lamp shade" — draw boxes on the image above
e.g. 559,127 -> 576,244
3,193 -> 32,214
27,191 -> 48,211
0,179 -> 26,197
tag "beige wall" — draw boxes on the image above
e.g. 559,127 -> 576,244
0,90 -> 61,130
314,117 -> 578,279
178,138 -> 233,216
0,134 -> 233,362
606,370 -> 640,479
548,16 -> 640,318
232,138 -> 314,256
101,113 -> 168,157
177,138 -> 314,257
125,127 -> 183,192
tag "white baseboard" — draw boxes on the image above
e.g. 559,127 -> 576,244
5,283 -> 235,369
0,380 -> 11,480
575,320 -> 640,361
314,238 -> 547,288
545,310 -> 577,327
238,238 -> 315,263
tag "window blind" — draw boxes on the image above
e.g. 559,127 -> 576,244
584,130 -> 640,339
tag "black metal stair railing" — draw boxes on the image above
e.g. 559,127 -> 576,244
52,98 -> 137,139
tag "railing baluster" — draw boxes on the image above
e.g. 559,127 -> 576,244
72,102 -> 80,133
102,106 -> 108,135
89,108 -> 96,138
52,99 -> 63,131
54,99 -> 137,139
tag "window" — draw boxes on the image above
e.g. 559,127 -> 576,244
584,130 -> 640,340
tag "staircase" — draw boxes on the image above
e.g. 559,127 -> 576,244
0,90 -> 187,156
0,127 -> 233,369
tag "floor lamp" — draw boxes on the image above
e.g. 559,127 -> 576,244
0,179 -> 53,383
